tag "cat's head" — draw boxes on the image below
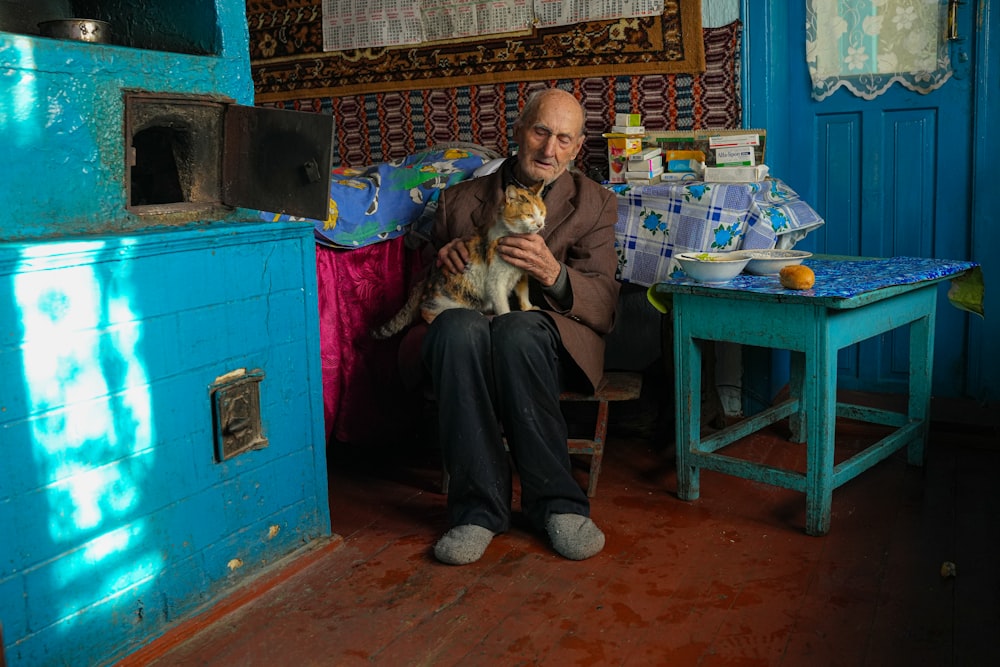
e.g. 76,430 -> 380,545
503,183 -> 546,234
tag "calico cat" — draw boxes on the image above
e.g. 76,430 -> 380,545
372,182 -> 547,339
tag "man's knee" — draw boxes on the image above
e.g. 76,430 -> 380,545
491,311 -> 557,357
424,308 -> 489,353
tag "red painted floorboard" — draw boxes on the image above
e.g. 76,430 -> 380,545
131,412 -> 999,667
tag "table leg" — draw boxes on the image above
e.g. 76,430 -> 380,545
674,307 -> 702,501
907,305 -> 936,466
788,350 -> 806,443
804,323 -> 837,536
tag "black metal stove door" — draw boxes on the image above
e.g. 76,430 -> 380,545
223,105 -> 334,221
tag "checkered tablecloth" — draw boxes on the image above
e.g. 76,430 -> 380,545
609,179 -> 825,287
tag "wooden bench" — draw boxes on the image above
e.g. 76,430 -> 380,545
440,371 -> 643,497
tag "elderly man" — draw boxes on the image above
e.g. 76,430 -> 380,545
415,87 -> 620,564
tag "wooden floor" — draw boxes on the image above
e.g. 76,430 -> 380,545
131,397 -> 999,667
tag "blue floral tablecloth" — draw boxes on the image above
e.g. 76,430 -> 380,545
609,179 -> 825,287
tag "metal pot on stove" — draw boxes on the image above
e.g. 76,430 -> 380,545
37,19 -> 112,44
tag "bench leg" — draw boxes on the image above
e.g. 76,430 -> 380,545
583,399 -> 610,497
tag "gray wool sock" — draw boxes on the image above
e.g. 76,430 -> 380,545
433,524 -> 495,565
546,513 -> 606,560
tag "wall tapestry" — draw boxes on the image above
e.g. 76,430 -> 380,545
247,0 -> 705,99
261,21 -> 742,173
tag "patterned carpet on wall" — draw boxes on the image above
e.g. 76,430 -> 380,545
257,21 -> 742,176
249,1 -> 704,97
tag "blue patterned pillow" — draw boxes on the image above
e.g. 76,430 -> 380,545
260,145 -> 494,248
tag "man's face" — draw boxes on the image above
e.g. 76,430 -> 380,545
512,93 -> 585,185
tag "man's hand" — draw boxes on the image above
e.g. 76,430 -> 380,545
436,238 -> 470,275
497,234 -> 561,287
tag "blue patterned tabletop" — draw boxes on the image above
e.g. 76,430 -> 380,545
649,256 -> 982,312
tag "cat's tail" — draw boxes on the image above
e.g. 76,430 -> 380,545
370,280 -> 424,339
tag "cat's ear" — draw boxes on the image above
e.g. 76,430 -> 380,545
531,181 -> 545,196
505,184 -> 519,201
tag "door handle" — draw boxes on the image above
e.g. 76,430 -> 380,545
301,158 -> 322,184
947,0 -> 965,41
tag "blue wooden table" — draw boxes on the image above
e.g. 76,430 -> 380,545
648,256 -> 978,535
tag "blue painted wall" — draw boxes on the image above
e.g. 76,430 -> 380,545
0,2 -> 331,665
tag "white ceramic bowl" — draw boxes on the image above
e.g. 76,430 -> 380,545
743,249 -> 813,276
674,251 -> 751,284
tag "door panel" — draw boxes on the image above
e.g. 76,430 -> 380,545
816,114 -> 862,255
879,110 -> 937,259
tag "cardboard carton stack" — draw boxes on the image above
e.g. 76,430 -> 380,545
645,129 -> 769,183
701,132 -> 768,182
660,148 -> 704,182
624,147 -> 663,185
603,113 -> 646,184
605,122 -> 770,185
610,113 -> 645,135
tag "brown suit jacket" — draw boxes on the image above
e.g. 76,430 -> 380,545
431,163 -> 620,391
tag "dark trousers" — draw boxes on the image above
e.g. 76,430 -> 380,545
422,308 -> 590,533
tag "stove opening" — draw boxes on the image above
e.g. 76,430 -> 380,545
125,92 -> 225,215
131,126 -> 188,206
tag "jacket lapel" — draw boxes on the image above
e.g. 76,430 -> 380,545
472,170 -> 507,230
539,172 -> 578,240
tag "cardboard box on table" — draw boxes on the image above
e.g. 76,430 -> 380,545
604,133 -> 644,183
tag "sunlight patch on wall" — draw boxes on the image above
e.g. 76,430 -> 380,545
1,37 -> 42,145
14,239 -> 159,623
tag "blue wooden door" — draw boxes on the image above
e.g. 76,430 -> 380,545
744,2 -> 997,402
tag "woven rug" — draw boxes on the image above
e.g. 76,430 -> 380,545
248,0 -> 705,99
261,21 -> 742,175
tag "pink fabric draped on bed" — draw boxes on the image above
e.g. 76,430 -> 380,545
315,238 -> 428,444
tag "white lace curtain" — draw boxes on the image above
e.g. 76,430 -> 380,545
806,0 -> 952,101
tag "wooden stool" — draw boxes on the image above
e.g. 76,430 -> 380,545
563,371 -> 643,496
439,371 -> 643,497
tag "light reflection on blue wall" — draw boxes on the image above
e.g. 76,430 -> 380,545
13,240 -> 159,632
0,38 -> 39,140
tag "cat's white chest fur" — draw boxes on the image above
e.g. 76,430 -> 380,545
467,255 -> 524,315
